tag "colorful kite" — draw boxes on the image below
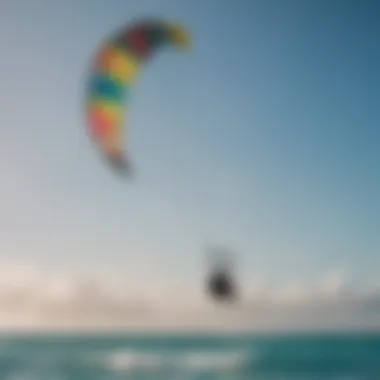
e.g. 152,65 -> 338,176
86,19 -> 191,175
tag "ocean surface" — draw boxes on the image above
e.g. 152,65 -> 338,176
0,332 -> 379,379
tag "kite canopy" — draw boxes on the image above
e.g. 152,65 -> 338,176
86,19 -> 191,175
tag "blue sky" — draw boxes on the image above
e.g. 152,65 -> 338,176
0,0 -> 379,328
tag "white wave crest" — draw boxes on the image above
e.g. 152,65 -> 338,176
106,348 -> 251,373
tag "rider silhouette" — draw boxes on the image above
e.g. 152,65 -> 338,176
205,246 -> 237,302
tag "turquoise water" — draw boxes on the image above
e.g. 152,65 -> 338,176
0,333 -> 379,379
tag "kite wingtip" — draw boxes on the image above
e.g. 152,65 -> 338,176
122,158 -> 135,178
107,153 -> 135,179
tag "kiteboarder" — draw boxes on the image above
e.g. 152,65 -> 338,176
205,246 -> 238,303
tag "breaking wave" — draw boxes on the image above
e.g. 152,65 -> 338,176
105,348 -> 251,373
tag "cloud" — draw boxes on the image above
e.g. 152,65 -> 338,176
0,262 -> 379,331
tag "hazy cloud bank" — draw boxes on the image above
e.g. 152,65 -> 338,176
0,262 -> 379,331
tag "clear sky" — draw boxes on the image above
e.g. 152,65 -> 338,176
0,0 -> 379,330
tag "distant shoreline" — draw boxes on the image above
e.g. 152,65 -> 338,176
0,326 -> 380,338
